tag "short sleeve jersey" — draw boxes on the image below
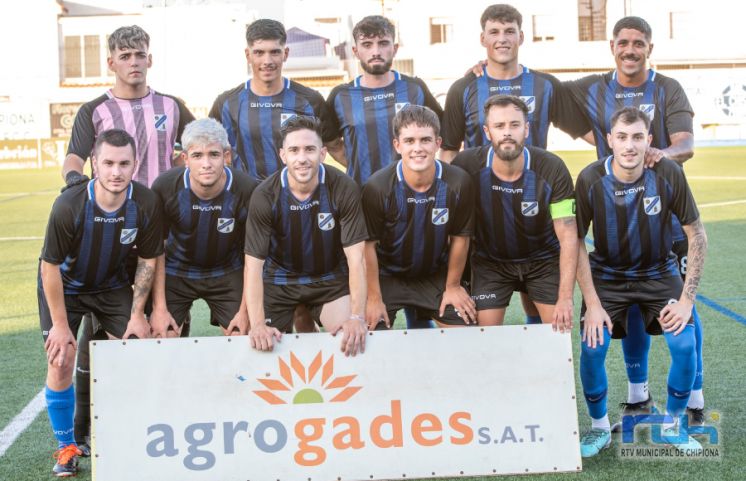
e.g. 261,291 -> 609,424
564,70 -> 694,159
67,89 -> 194,187
244,164 -> 368,285
575,157 -> 699,281
362,160 -> 474,278
40,180 -> 163,295
209,78 -> 336,181
326,71 -> 444,184
441,66 -> 588,151
151,166 -> 258,279
453,145 -> 574,263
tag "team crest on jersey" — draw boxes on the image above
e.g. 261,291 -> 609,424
521,201 -> 539,217
217,218 -> 235,233
395,102 -> 411,113
519,96 -> 536,114
317,213 -> 335,231
643,196 -> 661,215
120,228 -> 138,245
280,113 -> 296,126
432,208 -> 449,225
154,114 -> 168,131
639,104 -> 656,121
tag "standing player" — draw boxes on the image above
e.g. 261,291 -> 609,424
441,4 -> 586,325
327,15 -> 443,329
575,107 -> 706,456
39,130 -> 162,476
452,95 -> 577,329
210,19 -> 337,180
326,15 -> 444,185
60,24 -> 194,454
150,119 -> 258,338
362,105 -> 476,329
563,16 -> 705,425
244,116 -> 368,356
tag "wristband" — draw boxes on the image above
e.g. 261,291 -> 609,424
349,314 -> 365,323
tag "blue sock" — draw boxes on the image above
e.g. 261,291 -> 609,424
525,315 -> 542,325
404,307 -> 434,329
621,305 -> 650,384
692,305 -> 704,391
580,330 -> 612,419
46,384 -> 76,448
664,326 -> 696,417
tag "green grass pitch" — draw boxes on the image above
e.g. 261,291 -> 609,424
0,147 -> 744,480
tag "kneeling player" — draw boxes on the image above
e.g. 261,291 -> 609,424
150,119 -> 258,337
244,116 -> 368,356
362,105 -> 476,329
453,95 -> 577,330
575,107 -> 706,457
38,130 -> 162,476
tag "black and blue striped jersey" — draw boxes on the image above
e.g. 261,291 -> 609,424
209,78 -> 337,180
362,160 -> 474,278
40,180 -> 163,295
244,164 -> 368,285
453,145 -> 574,263
575,156 -> 699,280
327,71 -> 444,184
151,166 -> 258,279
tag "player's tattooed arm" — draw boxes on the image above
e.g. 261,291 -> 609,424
123,257 -> 156,339
681,218 -> 707,303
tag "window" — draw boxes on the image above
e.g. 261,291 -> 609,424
577,0 -> 607,41
62,34 -> 112,83
532,15 -> 556,42
430,17 -> 453,44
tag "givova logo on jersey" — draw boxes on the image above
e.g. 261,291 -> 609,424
120,228 -> 138,244
432,208 -> 448,225
519,96 -> 536,114
638,104 -> 655,121
521,201 -> 539,217
643,196 -> 661,215
217,218 -> 235,233
317,213 -> 335,231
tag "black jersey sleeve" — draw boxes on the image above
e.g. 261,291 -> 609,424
40,190 -> 84,265
303,89 -> 338,144
173,96 -> 195,145
660,159 -> 699,226
324,85 -> 345,139
132,184 -> 164,259
574,164 -> 600,238
244,184 -> 275,260
331,172 -> 368,247
150,168 -> 179,240
66,95 -> 107,160
360,177 -> 387,242
552,79 -> 592,139
441,75 -> 472,151
445,165 -> 475,237
542,152 -> 575,203
662,77 -> 694,135
451,146 -> 485,177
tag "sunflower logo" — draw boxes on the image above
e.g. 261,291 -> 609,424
250,351 -> 361,405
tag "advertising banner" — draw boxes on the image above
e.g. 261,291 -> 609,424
91,325 -> 582,480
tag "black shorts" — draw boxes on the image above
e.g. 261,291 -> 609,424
264,277 -> 349,333
379,268 -> 465,326
672,238 -> 688,281
580,275 -> 692,339
38,279 -> 132,341
165,269 -> 243,329
470,256 -> 559,310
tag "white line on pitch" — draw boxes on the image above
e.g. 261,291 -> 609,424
0,236 -> 43,241
698,199 -> 746,208
0,389 -> 46,458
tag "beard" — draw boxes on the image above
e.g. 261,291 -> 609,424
360,57 -> 393,75
494,139 -> 524,161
